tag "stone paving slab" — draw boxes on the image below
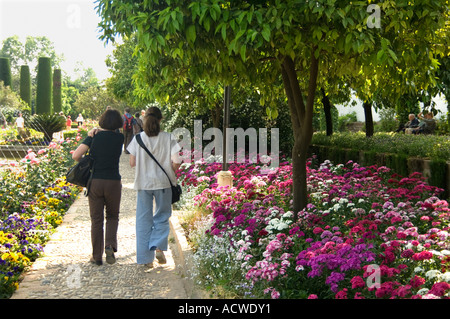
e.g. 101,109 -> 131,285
11,154 -> 194,299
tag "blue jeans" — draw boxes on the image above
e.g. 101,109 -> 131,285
136,188 -> 172,264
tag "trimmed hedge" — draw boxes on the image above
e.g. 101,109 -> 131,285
311,131 -> 450,162
309,132 -> 450,199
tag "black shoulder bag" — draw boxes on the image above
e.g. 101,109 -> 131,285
135,134 -> 182,204
66,137 -> 95,196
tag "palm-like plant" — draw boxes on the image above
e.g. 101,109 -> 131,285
26,113 -> 66,142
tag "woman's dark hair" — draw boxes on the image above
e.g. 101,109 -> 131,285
143,106 -> 163,137
98,109 -> 123,130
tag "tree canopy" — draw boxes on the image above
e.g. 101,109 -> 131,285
96,0 -> 449,213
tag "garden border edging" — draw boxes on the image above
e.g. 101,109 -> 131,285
169,211 -> 210,299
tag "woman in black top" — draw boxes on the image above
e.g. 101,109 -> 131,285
72,109 -> 124,265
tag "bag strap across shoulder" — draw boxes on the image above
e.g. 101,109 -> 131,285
135,133 -> 174,187
84,135 -> 97,196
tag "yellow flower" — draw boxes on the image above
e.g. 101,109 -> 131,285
9,252 -> 18,262
0,231 -> 9,244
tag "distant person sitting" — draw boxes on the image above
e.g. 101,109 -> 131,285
76,113 -> 84,127
401,114 -> 420,134
412,112 -> 436,135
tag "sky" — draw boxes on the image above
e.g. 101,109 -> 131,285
0,0 -> 117,81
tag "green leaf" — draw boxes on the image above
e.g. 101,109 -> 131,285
156,34 -> 165,46
276,18 -> 282,30
261,24 -> 271,42
186,25 -> 196,43
211,3 -> 221,21
240,45 -> 246,62
387,49 -> 398,62
247,8 -> 254,24
204,17 -> 211,32
255,11 -> 263,24
377,49 -> 384,62
236,29 -> 246,42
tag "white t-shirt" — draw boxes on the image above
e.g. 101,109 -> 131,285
16,117 -> 24,128
127,131 -> 181,190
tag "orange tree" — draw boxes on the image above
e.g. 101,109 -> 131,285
96,0 -> 448,215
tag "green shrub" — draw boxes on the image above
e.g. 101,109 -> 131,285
311,132 -> 450,162
429,159 -> 447,190
26,113 -> 65,142
394,154 -> 409,176
375,108 -> 398,132
337,111 -> 358,132
0,57 -> 12,88
35,57 -> 52,114
19,65 -> 31,107
52,69 -> 62,113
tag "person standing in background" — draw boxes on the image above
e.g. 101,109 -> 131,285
122,107 -> 135,154
15,112 -> 26,138
66,116 -> 72,131
133,112 -> 144,135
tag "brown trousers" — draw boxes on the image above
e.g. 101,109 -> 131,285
88,179 -> 122,262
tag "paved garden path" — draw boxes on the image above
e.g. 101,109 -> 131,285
11,153 -> 197,299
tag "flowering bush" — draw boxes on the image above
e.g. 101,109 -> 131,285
0,135 -> 83,298
178,156 -> 450,299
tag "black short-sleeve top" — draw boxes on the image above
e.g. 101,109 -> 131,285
82,130 -> 124,180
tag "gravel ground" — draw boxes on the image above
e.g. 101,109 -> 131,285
10,153 -> 194,299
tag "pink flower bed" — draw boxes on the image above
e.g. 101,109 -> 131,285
177,157 -> 450,299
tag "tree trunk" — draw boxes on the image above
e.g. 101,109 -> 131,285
321,88 -> 333,136
447,102 -> 450,128
363,101 -> 374,137
281,52 -> 319,218
211,101 -> 222,128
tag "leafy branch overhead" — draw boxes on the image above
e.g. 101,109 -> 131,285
96,0 -> 448,212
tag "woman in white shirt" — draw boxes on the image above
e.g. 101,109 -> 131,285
127,107 -> 181,270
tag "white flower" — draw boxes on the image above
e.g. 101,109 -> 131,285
425,269 -> 441,280
422,294 -> 440,299
441,272 -> 450,283
282,211 -> 293,218
276,222 -> 289,230
430,250 -> 443,257
414,267 -> 424,273
441,250 -> 450,256
417,288 -> 429,295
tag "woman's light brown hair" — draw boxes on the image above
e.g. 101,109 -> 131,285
143,106 -> 163,137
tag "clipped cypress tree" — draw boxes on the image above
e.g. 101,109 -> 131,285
0,57 -> 12,88
53,68 -> 62,113
35,57 -> 52,114
19,65 -> 31,107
